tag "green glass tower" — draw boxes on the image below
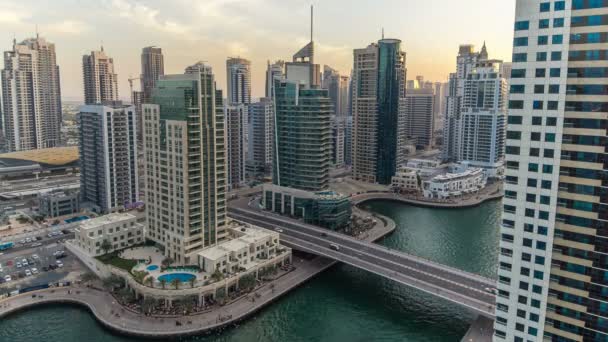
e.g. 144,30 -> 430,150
272,79 -> 332,192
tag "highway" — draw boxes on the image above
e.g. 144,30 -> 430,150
228,199 -> 496,318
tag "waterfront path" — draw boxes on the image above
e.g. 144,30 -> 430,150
0,256 -> 336,338
352,182 -> 503,209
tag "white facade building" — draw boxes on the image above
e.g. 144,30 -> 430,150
391,166 -> 419,193
247,98 -> 274,177
422,167 -> 485,199
1,36 -> 62,152
226,57 -> 251,105
78,102 -> 139,213
74,213 -> 144,257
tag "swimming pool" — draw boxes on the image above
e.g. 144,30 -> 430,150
64,216 -> 90,224
146,265 -> 159,271
157,273 -> 196,283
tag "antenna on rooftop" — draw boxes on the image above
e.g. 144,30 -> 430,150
310,5 -> 314,42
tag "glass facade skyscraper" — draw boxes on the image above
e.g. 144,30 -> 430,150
495,1 -> 608,341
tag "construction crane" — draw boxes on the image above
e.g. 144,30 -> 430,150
128,75 -> 140,95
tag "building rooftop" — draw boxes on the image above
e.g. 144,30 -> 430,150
0,147 -> 78,166
79,213 -> 135,230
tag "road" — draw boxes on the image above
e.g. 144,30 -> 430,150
228,198 -> 496,318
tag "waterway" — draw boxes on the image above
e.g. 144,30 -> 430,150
0,200 -> 501,342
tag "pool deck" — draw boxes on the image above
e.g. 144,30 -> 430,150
0,211 -> 396,338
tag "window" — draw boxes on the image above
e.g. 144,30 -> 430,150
535,256 -> 545,265
524,224 -> 534,232
531,299 -> 541,308
515,21 -> 530,31
506,146 -> 521,155
532,285 -> 543,294
546,117 -> 557,126
507,131 -> 522,139
533,101 -> 544,110
511,84 -> 525,94
542,164 -> 554,173
521,266 -> 530,276
529,327 -> 538,337
548,101 -> 558,110
539,211 -> 549,220
536,241 -> 547,250
540,2 -> 550,12
539,19 -> 550,29
532,117 -> 542,125
544,149 -> 554,158
551,51 -> 562,60
552,35 -> 563,44
525,208 -> 535,217
536,52 -> 547,61
541,180 -> 552,189
530,148 -> 540,157
516,323 -> 525,332
534,85 -> 545,94
522,253 -> 532,262
511,69 -> 526,78
549,84 -> 560,94
508,116 -> 523,124
509,100 -> 524,109
526,193 -> 537,201
536,68 -> 546,77
513,53 -> 527,62
545,133 -> 556,143
534,270 -> 544,280
531,132 -> 541,141
538,36 -> 549,45
514,37 -> 529,47
540,196 -> 551,205
550,68 -> 561,77
527,179 -> 538,187
554,1 -> 566,10
554,17 -> 565,27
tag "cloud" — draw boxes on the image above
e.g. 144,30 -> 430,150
106,0 -> 194,36
46,20 -> 89,35
0,4 -> 29,25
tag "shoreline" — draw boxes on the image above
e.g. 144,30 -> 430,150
352,187 -> 503,209
0,210 -> 396,338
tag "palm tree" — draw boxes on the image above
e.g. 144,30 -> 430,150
160,278 -> 167,289
189,277 -> 196,289
145,276 -> 154,288
171,278 -> 180,290
100,239 -> 112,256
142,297 -> 157,314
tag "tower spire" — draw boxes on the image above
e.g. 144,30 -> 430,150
310,5 -> 313,43
382,27 -> 384,39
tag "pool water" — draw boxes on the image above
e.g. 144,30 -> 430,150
64,216 -> 90,224
157,273 -> 196,283
146,265 -> 159,271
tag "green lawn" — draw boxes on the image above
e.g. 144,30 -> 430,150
96,253 -> 137,273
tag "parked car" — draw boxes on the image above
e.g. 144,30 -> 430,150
25,269 -> 32,276
16,262 -> 22,268
4,275 -> 11,282
31,267 -> 39,274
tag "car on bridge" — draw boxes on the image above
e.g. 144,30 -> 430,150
329,243 -> 340,251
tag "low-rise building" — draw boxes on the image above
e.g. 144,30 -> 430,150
197,221 -> 287,275
422,167 -> 486,199
391,167 -> 419,193
262,184 -> 351,230
74,213 -> 144,256
404,158 -> 445,178
38,190 -> 80,218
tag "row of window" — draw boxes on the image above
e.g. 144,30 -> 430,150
505,174 -> 554,189
511,68 -> 562,78
540,1 -> 566,12
510,84 -> 560,94
514,32 -> 608,47
513,51 -> 562,63
509,100 -> 608,113
515,15 -> 608,32
515,18 -> 564,31
508,116 -> 557,126
507,131 -> 556,143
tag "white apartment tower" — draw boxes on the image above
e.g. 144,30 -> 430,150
78,102 -> 139,213
82,47 -> 119,105
226,104 -> 247,189
495,1 -> 608,341
1,35 -> 62,152
143,62 -> 227,265
226,57 -> 251,105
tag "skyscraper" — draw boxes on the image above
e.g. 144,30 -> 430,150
140,46 -> 164,104
226,104 -> 247,189
1,35 -> 62,152
265,60 -> 284,98
247,98 -> 274,177
433,81 -> 448,134
142,62 -> 226,264
404,87 -> 435,149
78,102 -> 138,213
322,65 -> 349,167
352,38 -> 407,184
494,2 -> 608,341
226,57 -> 251,105
82,47 -> 119,105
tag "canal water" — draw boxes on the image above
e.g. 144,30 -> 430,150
0,200 -> 501,342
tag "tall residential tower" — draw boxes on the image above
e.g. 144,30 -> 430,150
495,2 -> 608,341
226,57 -> 251,105
1,36 -> 62,151
352,38 -> 407,184
142,62 -> 226,264
82,47 -> 119,105
141,46 -> 164,104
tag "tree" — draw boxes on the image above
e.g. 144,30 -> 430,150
102,275 -> 123,291
189,277 -> 196,289
215,287 -> 226,303
80,272 -> 97,285
100,239 -> 112,256
117,288 -> 134,303
145,276 -> 154,288
211,269 -> 223,282
159,278 -> 167,289
171,278 -> 180,290
238,274 -> 256,292
161,257 -> 174,268
142,297 -> 157,314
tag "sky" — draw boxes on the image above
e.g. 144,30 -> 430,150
0,0 -> 516,101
